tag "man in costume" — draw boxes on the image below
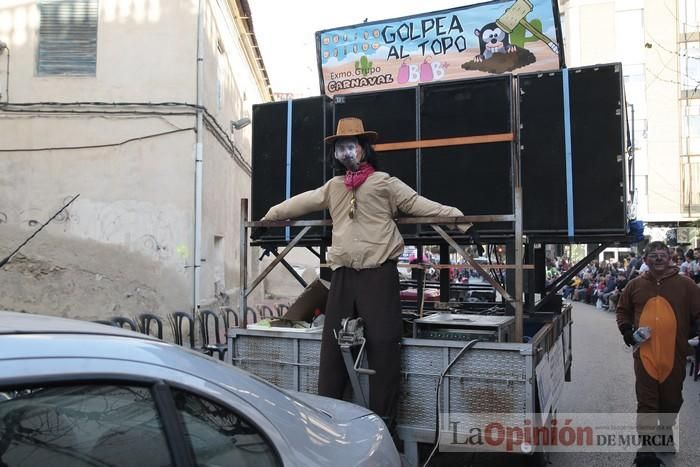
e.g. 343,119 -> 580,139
258,117 -> 470,425
616,241 -> 700,466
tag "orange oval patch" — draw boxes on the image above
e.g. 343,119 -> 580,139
638,296 -> 677,382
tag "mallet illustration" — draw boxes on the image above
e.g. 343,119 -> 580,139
496,0 -> 559,54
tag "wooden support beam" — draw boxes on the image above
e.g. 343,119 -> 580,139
373,133 -> 514,152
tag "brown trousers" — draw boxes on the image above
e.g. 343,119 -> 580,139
635,356 -> 685,447
317,261 -> 403,420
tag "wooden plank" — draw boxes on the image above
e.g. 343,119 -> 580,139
373,133 -> 514,152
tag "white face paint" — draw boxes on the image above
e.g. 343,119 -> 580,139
334,137 -> 364,171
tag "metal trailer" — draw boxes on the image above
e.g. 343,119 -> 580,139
227,305 -> 571,466
234,197 -> 579,465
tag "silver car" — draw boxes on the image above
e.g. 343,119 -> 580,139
0,311 -> 400,466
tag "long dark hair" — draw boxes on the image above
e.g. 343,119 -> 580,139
330,137 -> 380,174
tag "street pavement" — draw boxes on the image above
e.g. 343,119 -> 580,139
428,301 -> 700,466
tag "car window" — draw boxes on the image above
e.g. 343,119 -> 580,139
171,388 -> 280,467
0,384 -> 171,467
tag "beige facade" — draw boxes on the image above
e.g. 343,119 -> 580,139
0,0 -> 271,320
559,0 -> 699,225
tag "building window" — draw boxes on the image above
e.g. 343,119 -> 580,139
680,42 -> 699,97
681,155 -> 700,215
681,99 -> 700,155
37,0 -> 98,76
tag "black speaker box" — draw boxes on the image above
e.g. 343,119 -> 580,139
251,63 -> 628,246
518,64 -> 627,235
420,75 -> 512,139
419,76 -> 514,233
519,71 -> 567,233
251,96 -> 332,241
569,65 -> 626,234
252,101 -> 287,239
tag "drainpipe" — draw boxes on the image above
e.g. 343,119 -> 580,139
193,0 -> 204,317
0,41 -> 8,103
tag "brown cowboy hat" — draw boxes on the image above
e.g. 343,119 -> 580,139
324,117 -> 378,144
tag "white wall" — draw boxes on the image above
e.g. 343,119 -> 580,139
0,0 -> 269,318
0,0 -> 197,103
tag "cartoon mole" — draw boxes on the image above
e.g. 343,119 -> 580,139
474,22 -> 516,62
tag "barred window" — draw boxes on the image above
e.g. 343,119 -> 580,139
37,0 -> 98,76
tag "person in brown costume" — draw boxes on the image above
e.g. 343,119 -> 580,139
616,241 -> 700,466
257,117 -> 470,427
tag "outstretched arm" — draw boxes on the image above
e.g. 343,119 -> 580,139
262,183 -> 329,221
390,177 -> 472,232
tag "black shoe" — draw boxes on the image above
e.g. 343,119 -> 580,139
633,452 -> 665,466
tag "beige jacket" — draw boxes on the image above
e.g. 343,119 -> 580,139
263,171 -> 469,270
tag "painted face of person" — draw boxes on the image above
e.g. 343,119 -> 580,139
645,248 -> 671,275
334,137 -> 364,171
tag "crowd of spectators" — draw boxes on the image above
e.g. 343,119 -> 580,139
549,246 -> 700,310
402,246 -> 700,303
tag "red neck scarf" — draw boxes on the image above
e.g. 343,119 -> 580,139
344,163 -> 375,190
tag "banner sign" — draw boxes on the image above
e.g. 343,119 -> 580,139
315,0 -> 564,96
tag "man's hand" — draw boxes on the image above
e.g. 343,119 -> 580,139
619,323 -> 635,347
470,227 -> 485,257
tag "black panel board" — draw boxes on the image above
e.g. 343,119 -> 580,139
334,87 -> 417,144
419,76 -> 513,232
251,97 -> 331,241
420,75 -> 512,139
252,101 -> 287,238
290,96 -> 330,238
518,64 -> 626,235
519,71 -> 567,233
420,143 -> 513,231
569,65 -> 626,233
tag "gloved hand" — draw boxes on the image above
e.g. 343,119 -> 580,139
470,228 -> 485,257
619,323 -> 635,347
250,226 -> 268,240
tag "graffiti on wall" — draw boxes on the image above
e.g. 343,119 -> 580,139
1,198 -> 186,267
97,201 -> 177,262
53,195 -> 80,227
